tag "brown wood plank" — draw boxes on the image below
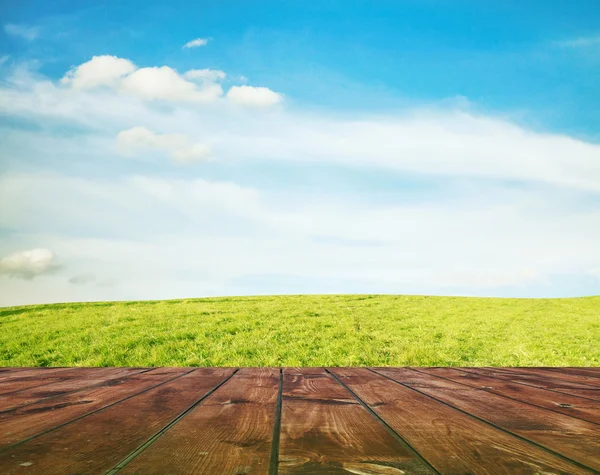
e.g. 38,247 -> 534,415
331,368 -> 592,474
547,368 -> 600,378
276,367 -> 434,474
0,368 -> 190,449
0,369 -> 40,377
0,368 -> 95,395
118,368 -> 279,475
0,376 -> 69,395
0,368 -> 148,412
0,368 -> 235,475
0,368 -> 71,382
376,368 -> 600,471
418,367 -> 600,425
462,367 -> 600,401
496,367 -> 600,388
284,367 -> 329,375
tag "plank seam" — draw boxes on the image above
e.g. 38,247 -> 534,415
0,368 -> 153,413
0,368 -> 197,454
268,368 -> 283,475
105,368 -> 240,474
369,368 -> 597,473
409,368 -> 600,427
460,368 -> 600,403
326,368 -> 440,475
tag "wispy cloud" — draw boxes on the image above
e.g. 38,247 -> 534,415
183,37 -> 209,49
116,126 -> 212,164
555,35 -> 600,48
4,23 -> 39,41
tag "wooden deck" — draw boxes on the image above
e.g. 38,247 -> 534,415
0,367 -> 599,474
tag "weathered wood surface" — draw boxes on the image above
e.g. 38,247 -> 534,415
119,367 -> 278,475
0,367 -> 598,474
278,367 -> 434,474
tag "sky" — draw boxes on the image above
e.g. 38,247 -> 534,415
0,0 -> 599,306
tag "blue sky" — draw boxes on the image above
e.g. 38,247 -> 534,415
0,0 -> 599,305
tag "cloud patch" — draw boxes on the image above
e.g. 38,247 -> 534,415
226,85 -> 283,107
120,66 -> 223,102
116,126 -> 212,163
183,38 -> 209,48
0,248 -> 61,280
61,55 -> 137,90
556,35 -> 600,48
59,55 -> 226,103
4,24 -> 39,41
184,68 -> 226,81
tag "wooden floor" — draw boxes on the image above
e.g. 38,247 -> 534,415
0,368 -> 599,474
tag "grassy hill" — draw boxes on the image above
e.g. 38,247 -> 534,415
1,295 -> 598,367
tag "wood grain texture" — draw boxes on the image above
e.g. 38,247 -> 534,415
0,368 -> 92,395
462,367 -> 600,401
119,367 -> 279,475
0,367 -> 598,474
0,368 -> 189,448
331,368 -> 591,474
0,368 -> 71,383
417,367 -> 600,425
0,368 -> 233,475
376,367 -> 600,471
0,368 -> 147,412
554,368 -> 600,378
278,367 -> 433,474
496,367 -> 600,388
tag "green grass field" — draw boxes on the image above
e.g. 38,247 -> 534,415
1,295 -> 599,367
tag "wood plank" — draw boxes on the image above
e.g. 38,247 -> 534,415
0,368 -> 235,475
0,376 -> 69,396
547,368 -> 600,378
0,368 -> 95,395
418,367 -> 600,425
284,367 -> 329,375
0,369 -> 37,377
118,368 -> 279,475
0,368 -> 190,449
462,367 -> 600,401
0,368 -> 148,412
496,367 -> 600,388
331,368 -> 592,474
0,368 -> 71,383
277,367 -> 434,474
376,368 -> 600,471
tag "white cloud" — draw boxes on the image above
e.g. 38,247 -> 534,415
4,24 -> 39,41
1,59 -> 600,304
60,55 -> 137,90
2,63 -> 600,190
59,57 -> 224,103
1,173 -> 599,296
556,35 -> 600,48
120,66 -> 223,102
116,126 -> 212,163
183,38 -> 209,48
184,68 -> 226,81
0,248 -> 60,280
226,85 -> 283,106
